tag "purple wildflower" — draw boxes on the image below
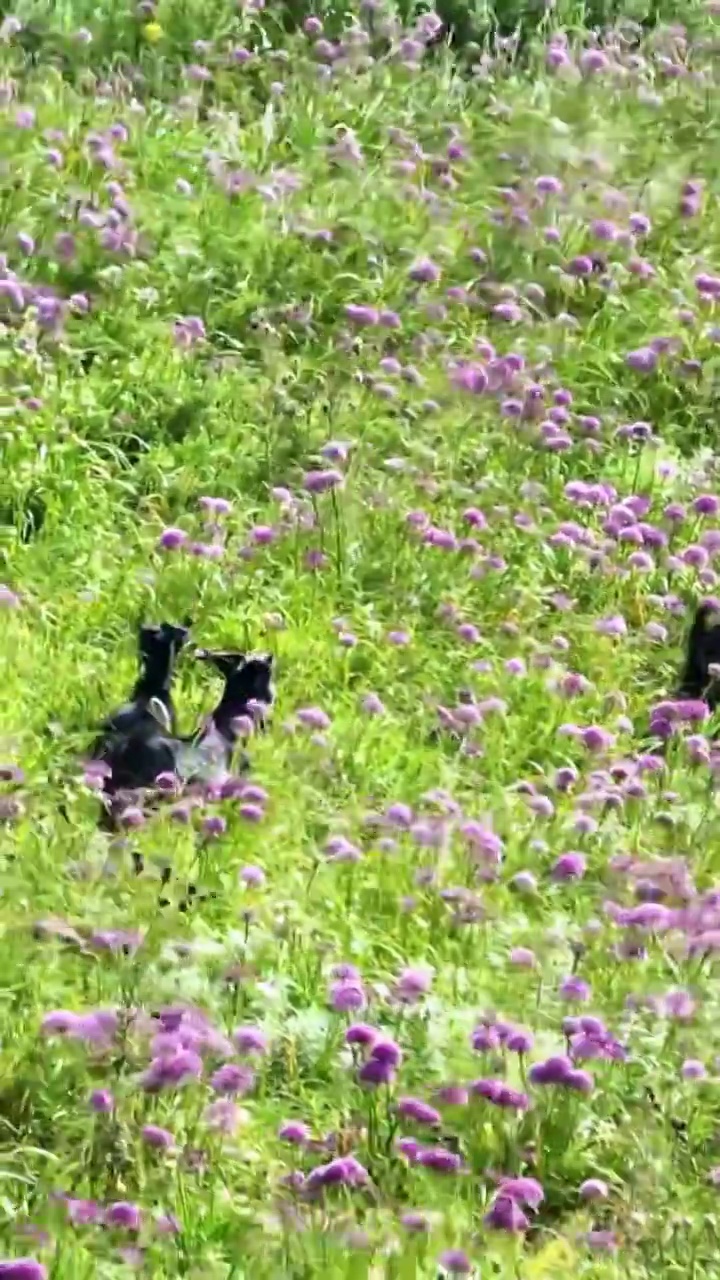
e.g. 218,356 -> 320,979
105,1202 -> 141,1231
580,1178 -> 609,1200
552,852 -> 586,881
89,1089 -> 114,1113
681,1058 -> 706,1080
141,1125 -> 175,1150
306,1155 -> 369,1190
303,469 -> 343,494
500,1176 -> 544,1207
210,1063 -> 254,1095
400,1210 -> 432,1232
141,1049 -> 203,1091
559,976 -> 591,1001
397,1096 -> 441,1127
232,1025 -> 268,1056
204,1097 -> 244,1133
394,966 -> 432,1003
528,1055 -> 573,1085
345,1023 -> 379,1048
438,1249 -> 473,1274
329,979 -> 366,1011
358,1057 -> 395,1086
66,1199 -> 101,1226
0,1265 -> 47,1280
279,1120 -> 311,1145
470,1079 -> 529,1110
369,1037 -> 402,1067
484,1195 -> 529,1231
409,257 -> 441,284
416,1146 -> 462,1173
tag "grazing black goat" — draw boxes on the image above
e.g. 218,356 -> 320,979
645,604 -> 720,749
89,619 -> 191,804
676,604 -> 720,710
175,649 -> 274,785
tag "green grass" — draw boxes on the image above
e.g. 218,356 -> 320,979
2,3 -> 720,1276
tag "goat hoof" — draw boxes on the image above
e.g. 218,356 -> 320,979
158,897 -> 171,908
131,852 -> 145,875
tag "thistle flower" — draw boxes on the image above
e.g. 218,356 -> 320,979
210,1063 -> 254,1095
552,852 -> 586,881
105,1202 -> 141,1231
233,1025 -> 268,1056
66,1199 -> 101,1226
499,1176 -> 544,1207
397,1096 -> 441,1127
394,966 -> 432,1003
416,1146 -> 462,1173
297,707 -> 331,730
89,1089 -> 114,1113
173,316 -> 205,347
329,980 -> 366,1011
681,1058 -> 706,1080
204,1098 -> 245,1133
506,1027 -> 534,1054
401,1211 -> 432,1232
559,976 -> 591,1001
434,1085 -> 469,1106
396,1136 -> 421,1162
579,1178 -> 609,1200
409,257 -> 441,284
470,1079 -> 529,1111
141,1124 -> 175,1150
279,1120 -> 311,1144
528,1054 -> 573,1084
304,469 -> 343,494
239,864 -> 265,887
438,1249 -> 473,1274
361,692 -> 385,715
0,1263 -> 47,1280
581,1230 -> 617,1251
41,1009 -> 118,1045
484,1195 -> 529,1231
369,1038 -> 402,1066
345,1023 -> 379,1047
141,1049 -> 203,1091
306,1155 -> 369,1189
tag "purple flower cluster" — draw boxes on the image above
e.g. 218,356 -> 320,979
528,1055 -> 594,1093
470,1078 -> 529,1110
305,1155 -> 369,1191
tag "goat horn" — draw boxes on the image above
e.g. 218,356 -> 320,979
148,698 -> 172,733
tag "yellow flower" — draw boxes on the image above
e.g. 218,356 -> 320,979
142,21 -> 163,42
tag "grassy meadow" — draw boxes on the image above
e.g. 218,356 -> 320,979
3,1 -> 720,1275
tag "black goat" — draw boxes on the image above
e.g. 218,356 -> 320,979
676,604 -> 720,710
95,620 -> 191,739
175,649 -> 274,785
89,619 -> 191,804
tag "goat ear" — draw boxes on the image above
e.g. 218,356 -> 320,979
148,698 -> 173,733
194,649 -> 246,674
224,652 -> 247,674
